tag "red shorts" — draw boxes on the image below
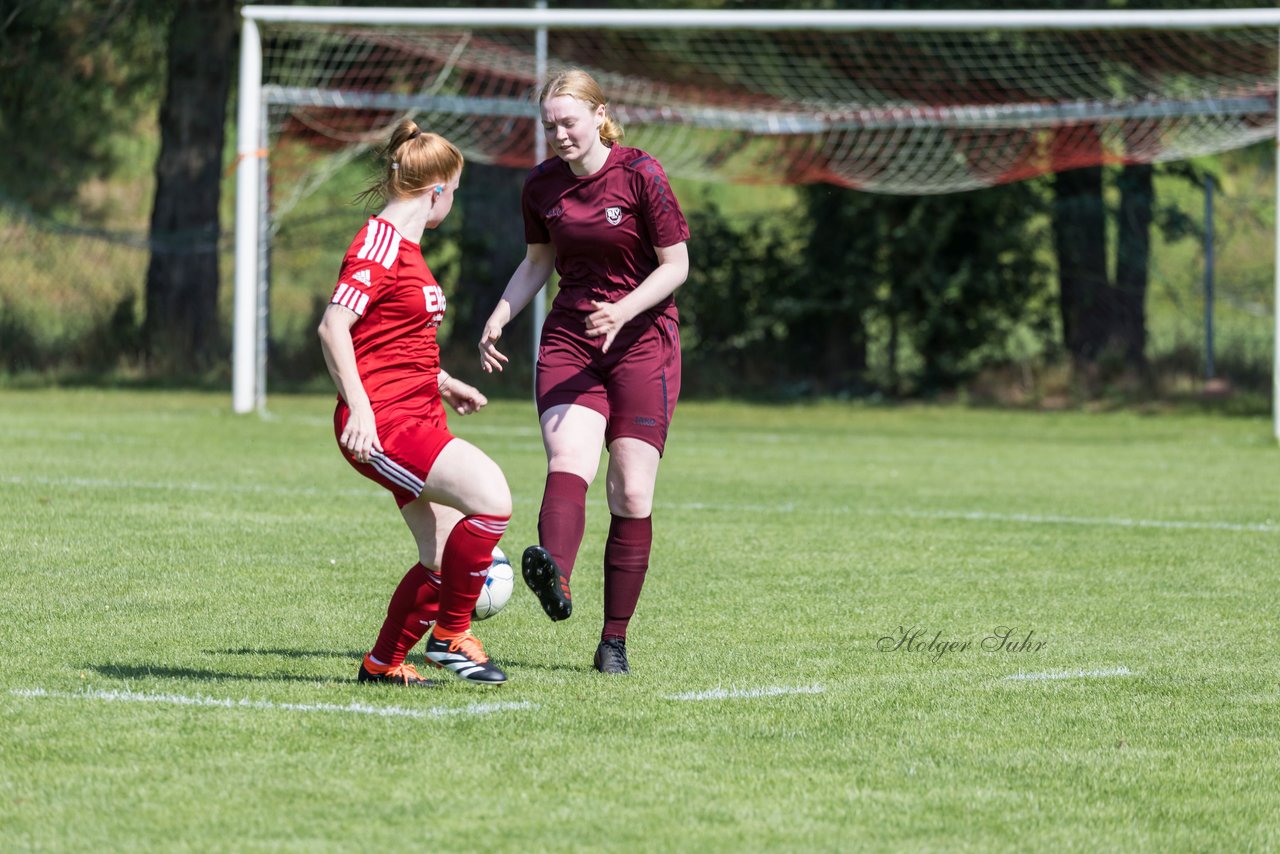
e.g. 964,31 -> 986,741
334,400 -> 454,508
535,310 -> 681,454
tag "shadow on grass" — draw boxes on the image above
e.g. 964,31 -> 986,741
496,659 -> 586,674
214,647 -> 366,659
217,647 -> 586,675
89,663 -> 355,685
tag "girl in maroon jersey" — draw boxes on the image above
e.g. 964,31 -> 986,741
319,119 -> 511,686
479,69 -> 690,674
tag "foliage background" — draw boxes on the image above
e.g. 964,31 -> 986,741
0,0 -> 1274,410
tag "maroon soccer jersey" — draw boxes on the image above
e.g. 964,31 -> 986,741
330,217 -> 448,423
522,145 -> 690,321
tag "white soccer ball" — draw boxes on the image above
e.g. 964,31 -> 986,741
473,546 -> 514,620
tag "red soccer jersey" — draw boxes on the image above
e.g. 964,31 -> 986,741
522,145 -> 690,322
330,217 -> 447,422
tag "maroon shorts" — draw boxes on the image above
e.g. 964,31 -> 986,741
334,400 -> 454,508
535,310 -> 681,454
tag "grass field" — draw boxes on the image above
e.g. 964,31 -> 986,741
2,389 -> 1278,851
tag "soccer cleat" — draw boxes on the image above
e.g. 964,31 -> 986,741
593,637 -> 630,675
357,654 -> 434,687
521,545 -> 572,621
424,630 -> 508,684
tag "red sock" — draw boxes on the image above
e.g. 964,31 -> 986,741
602,515 -> 652,640
370,563 -> 441,666
538,471 -> 589,580
435,514 -> 510,634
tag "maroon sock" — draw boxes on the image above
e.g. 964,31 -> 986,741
370,563 -> 441,666
602,515 -> 653,640
538,471 -> 589,580
435,514 -> 510,634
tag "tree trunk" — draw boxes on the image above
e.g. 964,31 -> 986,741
796,184 -> 871,393
1114,162 -> 1152,368
1052,165 -> 1109,366
143,0 -> 238,374
444,162 -> 529,371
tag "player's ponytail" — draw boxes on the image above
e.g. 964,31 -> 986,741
598,113 -> 624,145
539,68 -> 624,146
356,119 -> 464,208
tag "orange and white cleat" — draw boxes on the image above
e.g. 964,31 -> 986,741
357,654 -> 434,687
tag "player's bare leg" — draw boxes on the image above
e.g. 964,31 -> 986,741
401,500 -> 463,571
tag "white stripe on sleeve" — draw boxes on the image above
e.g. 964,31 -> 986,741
368,223 -> 391,265
378,231 -> 402,269
356,220 -> 379,260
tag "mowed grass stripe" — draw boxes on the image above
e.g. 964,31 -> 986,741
1003,667 -> 1137,681
5,473 -> 1277,533
666,684 -> 827,701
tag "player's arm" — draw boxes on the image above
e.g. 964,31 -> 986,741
436,367 -> 487,416
318,303 -> 380,463
479,242 -> 557,373
585,240 -> 689,353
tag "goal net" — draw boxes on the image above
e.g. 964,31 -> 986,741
233,6 -> 1280,425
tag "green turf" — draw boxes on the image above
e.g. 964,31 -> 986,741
1,389 -> 1277,852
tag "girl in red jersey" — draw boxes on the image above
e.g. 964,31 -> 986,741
319,119 -> 511,686
479,69 -> 690,675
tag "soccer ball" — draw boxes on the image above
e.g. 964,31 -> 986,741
473,546 -> 514,620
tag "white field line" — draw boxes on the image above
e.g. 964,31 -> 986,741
3,473 -> 1276,533
11,687 -> 535,719
666,500 -> 799,513
666,684 -> 826,701
890,508 -> 1280,534
1003,667 -> 1135,682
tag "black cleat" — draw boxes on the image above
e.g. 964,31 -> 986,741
424,630 -> 508,685
594,637 -> 630,675
357,654 -> 435,687
522,545 -> 572,621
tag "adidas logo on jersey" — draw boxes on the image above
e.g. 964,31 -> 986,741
352,269 -> 372,287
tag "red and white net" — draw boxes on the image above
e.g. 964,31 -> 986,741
257,21 -> 1278,209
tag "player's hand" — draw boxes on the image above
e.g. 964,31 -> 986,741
340,404 -> 382,463
441,376 -> 487,415
586,300 -> 633,353
479,319 -> 509,374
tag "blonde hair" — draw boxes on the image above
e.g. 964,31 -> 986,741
538,69 -> 623,145
356,119 -> 464,206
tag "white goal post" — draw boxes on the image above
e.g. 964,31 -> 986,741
233,5 -> 1280,440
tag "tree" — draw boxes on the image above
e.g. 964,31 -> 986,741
1052,156 -> 1155,381
796,184 -> 874,392
1052,164 -> 1110,368
1114,161 -> 1153,367
142,0 -> 239,373
800,183 -> 1052,396
0,0 -> 166,212
443,163 -> 529,377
